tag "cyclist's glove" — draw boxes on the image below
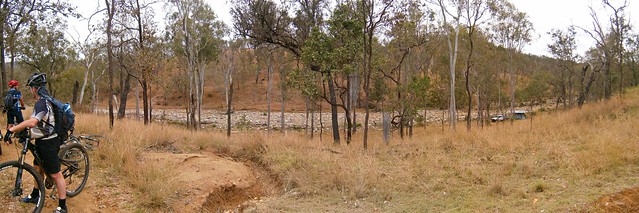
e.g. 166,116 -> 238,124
20,106 -> 25,110
3,129 -> 12,143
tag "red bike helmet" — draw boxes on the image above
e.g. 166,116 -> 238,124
8,80 -> 19,87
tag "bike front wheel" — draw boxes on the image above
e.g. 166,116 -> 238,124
59,143 -> 89,197
0,161 -> 46,213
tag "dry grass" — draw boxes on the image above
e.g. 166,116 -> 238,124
242,88 -> 639,212
77,115 -> 231,211
79,87 -> 639,212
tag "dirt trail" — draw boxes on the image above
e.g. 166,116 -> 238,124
1,144 -> 261,212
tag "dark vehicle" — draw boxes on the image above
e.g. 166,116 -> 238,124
512,110 -> 527,120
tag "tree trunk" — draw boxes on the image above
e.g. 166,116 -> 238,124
227,81 -> 233,137
184,13 -> 196,130
226,50 -> 234,137
280,85 -> 285,133
476,90 -> 482,128
344,102 -> 352,144
327,72 -> 340,144
465,28 -> 475,131
141,79 -> 149,125
279,63 -> 286,133
79,63 -> 91,105
439,0 -> 461,130
305,97 -> 309,134
118,73 -> 131,119
91,80 -> 98,113
197,66 -> 204,130
0,7 -> 7,99
351,73 -> 359,133
106,0 -> 115,129
319,100 -> 322,141
578,64 -> 597,108
255,62 -> 261,84
383,111 -> 390,144
509,52 -> 515,124
267,52 -> 273,133
362,0 -> 370,149
148,83 -> 153,124
135,84 -> 140,120
310,100 -> 315,139
9,50 -> 14,80
398,65 -> 404,139
363,68 -> 371,149
72,81 -> 79,105
604,55 -> 612,99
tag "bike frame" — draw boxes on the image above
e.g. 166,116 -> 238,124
12,137 -> 43,196
13,135 -> 76,199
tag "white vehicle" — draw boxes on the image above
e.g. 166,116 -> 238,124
491,114 -> 507,122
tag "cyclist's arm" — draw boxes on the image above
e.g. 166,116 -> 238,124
8,117 -> 38,133
19,98 -> 25,109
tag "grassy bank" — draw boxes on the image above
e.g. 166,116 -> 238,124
78,87 -> 639,212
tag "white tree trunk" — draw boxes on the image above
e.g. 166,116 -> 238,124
79,60 -> 92,105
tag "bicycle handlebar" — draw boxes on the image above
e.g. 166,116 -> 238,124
14,130 -> 30,139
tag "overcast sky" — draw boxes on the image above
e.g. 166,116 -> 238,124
510,0 -> 637,57
66,0 -> 637,57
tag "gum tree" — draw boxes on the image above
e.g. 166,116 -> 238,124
167,0 -> 226,130
489,0 -> 532,123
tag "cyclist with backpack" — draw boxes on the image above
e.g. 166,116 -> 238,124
4,79 -> 26,128
3,73 -> 68,213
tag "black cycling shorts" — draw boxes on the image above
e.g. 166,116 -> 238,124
33,136 -> 62,174
6,109 -> 24,125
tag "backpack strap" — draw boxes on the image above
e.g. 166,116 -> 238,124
42,99 -> 55,128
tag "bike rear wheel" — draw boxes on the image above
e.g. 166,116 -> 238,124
0,161 -> 46,213
58,143 -> 89,197
81,134 -> 106,150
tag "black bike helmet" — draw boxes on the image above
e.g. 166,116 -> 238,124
26,73 -> 46,87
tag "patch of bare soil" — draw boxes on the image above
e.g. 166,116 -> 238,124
582,187 -> 639,212
1,143 -> 269,212
141,152 -> 261,212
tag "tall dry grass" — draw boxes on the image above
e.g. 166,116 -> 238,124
243,88 -> 639,212
80,87 -> 639,212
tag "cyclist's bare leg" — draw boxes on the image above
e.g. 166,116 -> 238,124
35,165 -> 67,199
33,165 -> 43,191
50,172 -> 66,199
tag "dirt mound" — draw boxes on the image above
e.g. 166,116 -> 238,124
141,152 -> 261,212
0,146 -> 263,212
583,187 -> 639,212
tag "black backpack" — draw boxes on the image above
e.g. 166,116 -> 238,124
3,92 -> 14,111
44,97 -> 75,141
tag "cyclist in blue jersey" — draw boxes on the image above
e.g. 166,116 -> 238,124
5,80 -> 25,129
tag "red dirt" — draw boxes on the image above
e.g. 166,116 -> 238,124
583,187 -> 639,212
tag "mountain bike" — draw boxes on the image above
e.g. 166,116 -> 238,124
67,133 -> 105,151
0,129 -> 89,212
